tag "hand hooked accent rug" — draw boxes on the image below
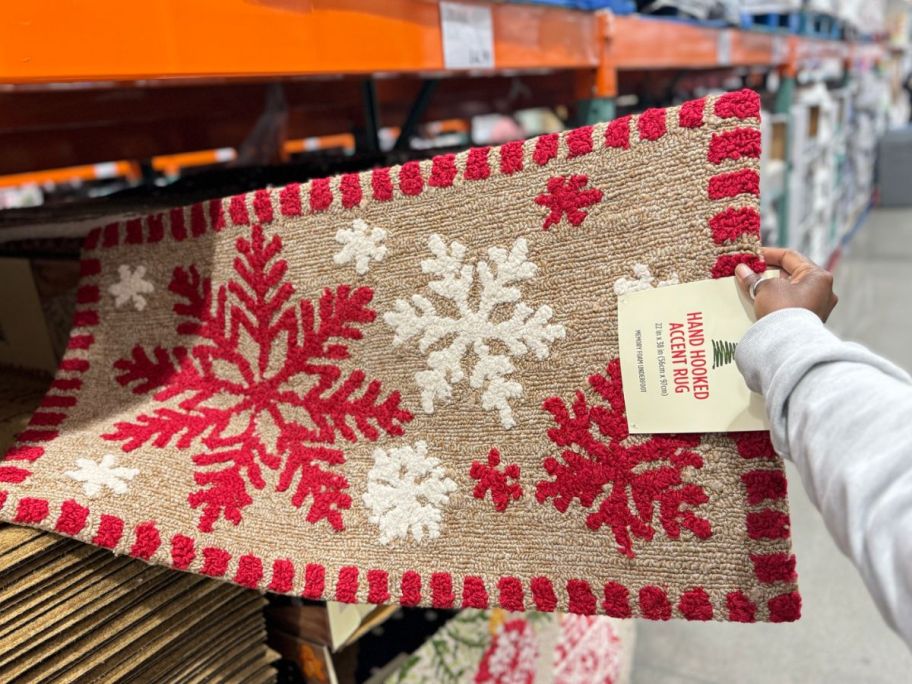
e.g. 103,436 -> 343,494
0,89 -> 800,622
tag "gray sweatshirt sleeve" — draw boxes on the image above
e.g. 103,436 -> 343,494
735,308 -> 912,649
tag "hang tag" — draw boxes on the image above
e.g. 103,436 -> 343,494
617,274 -> 775,434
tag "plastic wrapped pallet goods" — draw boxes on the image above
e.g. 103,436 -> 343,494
851,69 -> 890,209
805,0 -> 836,15
738,0 -> 800,10
638,0 -> 740,22
840,0 -> 888,34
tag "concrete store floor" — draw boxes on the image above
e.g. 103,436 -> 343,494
633,208 -> 912,683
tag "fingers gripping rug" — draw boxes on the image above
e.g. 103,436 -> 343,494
0,90 -> 800,623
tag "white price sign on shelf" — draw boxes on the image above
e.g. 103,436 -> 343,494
772,36 -> 789,65
440,1 -> 495,70
716,30 -> 733,67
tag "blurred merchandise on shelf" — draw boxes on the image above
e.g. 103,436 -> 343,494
760,109 -> 788,245
0,185 -> 43,210
738,0 -> 803,35
887,0 -> 912,46
787,83 -> 840,264
636,0 -> 740,24
780,70 -> 890,263
839,0 -> 888,37
0,152 -> 445,253
508,0 -> 636,11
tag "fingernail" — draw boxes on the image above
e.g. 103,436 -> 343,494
734,264 -> 751,279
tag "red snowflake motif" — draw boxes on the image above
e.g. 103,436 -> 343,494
475,618 -> 537,684
535,359 -> 711,557
469,448 -> 523,512
104,223 -> 412,533
534,174 -> 604,230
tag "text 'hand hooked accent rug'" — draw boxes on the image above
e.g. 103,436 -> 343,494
0,89 -> 801,623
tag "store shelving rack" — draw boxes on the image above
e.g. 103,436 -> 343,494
0,1 -> 889,256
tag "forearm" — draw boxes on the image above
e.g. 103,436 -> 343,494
736,308 -> 912,648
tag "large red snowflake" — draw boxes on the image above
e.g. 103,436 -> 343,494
104,223 -> 413,533
535,359 -> 711,557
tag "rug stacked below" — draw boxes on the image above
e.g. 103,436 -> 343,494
382,608 -> 635,684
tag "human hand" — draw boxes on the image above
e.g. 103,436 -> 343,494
734,247 -> 838,322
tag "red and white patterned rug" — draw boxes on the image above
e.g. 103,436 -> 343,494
0,89 -> 800,622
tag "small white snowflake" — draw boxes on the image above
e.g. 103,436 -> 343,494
333,218 -> 387,275
613,262 -> 679,296
362,440 -> 456,544
65,453 -> 139,498
109,265 -> 154,311
384,234 -> 565,429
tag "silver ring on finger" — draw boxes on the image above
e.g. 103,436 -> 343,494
749,277 -> 765,301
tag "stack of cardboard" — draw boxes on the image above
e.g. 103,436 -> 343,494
0,367 -> 278,682
0,525 -> 276,682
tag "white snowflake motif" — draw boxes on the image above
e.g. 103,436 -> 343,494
384,235 -> 565,429
613,262 -> 680,296
362,440 -> 456,544
65,453 -> 139,498
108,264 -> 154,311
333,218 -> 387,275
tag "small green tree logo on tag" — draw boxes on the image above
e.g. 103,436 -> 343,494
712,339 -> 737,369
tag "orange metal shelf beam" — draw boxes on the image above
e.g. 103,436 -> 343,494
1,1 -> 881,93
0,161 -> 138,189
0,1 -> 887,178
591,15 -> 790,97
608,15 -> 788,69
0,0 -> 598,83
607,15 -> 724,69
